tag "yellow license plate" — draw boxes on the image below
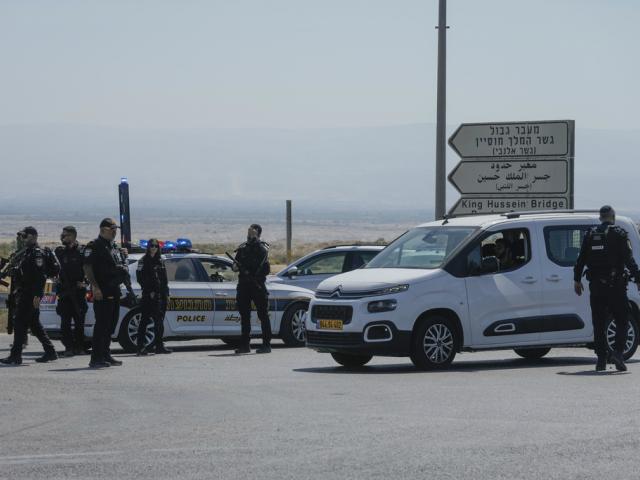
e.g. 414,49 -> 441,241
318,319 -> 343,330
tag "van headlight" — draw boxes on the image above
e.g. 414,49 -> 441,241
368,299 -> 398,313
375,284 -> 409,295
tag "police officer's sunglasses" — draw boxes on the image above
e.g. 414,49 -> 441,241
149,244 -> 159,249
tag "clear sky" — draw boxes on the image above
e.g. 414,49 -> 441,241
1,0 -> 639,131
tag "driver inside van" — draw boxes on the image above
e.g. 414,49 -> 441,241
494,238 -> 514,270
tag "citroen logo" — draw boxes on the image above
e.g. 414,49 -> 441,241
330,285 -> 343,298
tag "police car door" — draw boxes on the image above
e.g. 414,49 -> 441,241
463,226 -> 543,347
536,220 -> 598,343
163,257 -> 215,335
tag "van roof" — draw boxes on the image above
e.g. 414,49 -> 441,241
415,211 -> 619,229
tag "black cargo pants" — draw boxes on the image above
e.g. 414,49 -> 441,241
237,281 -> 271,346
10,295 -> 55,359
589,277 -> 630,358
91,298 -> 120,363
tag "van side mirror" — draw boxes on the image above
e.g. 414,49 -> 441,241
480,256 -> 500,274
286,266 -> 299,278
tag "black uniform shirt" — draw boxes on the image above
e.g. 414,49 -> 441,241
84,236 -> 126,298
235,240 -> 270,284
574,222 -> 640,282
55,243 -> 86,296
136,254 -> 169,297
15,245 -> 47,298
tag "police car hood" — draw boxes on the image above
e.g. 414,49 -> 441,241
317,268 -> 442,293
265,282 -> 315,297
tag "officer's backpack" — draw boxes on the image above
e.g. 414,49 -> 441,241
587,226 -> 611,269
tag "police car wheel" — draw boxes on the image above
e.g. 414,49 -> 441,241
330,352 -> 372,368
513,347 -> 551,360
606,312 -> 639,361
280,302 -> 308,347
410,315 -> 458,370
117,308 -> 155,353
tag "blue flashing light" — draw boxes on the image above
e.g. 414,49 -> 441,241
139,239 -> 148,248
176,238 -> 192,248
163,241 -> 177,251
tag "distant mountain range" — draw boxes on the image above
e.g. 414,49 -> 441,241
1,123 -> 639,218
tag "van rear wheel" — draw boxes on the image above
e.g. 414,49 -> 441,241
607,312 -> 639,361
410,315 -> 458,370
513,347 -> 551,360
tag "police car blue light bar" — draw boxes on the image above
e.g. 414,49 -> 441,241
176,238 -> 192,248
139,239 -> 148,248
163,241 -> 177,251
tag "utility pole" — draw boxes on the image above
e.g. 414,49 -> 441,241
434,0 -> 447,219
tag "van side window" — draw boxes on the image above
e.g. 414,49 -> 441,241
466,228 -> 531,275
543,225 -> 591,267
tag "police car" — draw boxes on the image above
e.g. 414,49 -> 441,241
269,245 -> 385,291
41,251 -> 313,352
305,211 -> 640,369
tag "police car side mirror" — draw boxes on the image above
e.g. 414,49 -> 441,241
480,256 -> 500,274
286,266 -> 299,278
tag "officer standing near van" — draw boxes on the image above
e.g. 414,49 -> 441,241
1,227 -> 58,365
83,218 -> 127,368
233,224 -> 271,354
574,205 -> 640,372
55,226 -> 88,356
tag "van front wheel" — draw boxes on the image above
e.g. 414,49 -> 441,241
513,347 -> 551,360
410,316 -> 457,370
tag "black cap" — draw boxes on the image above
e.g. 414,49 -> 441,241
249,223 -> 262,236
20,226 -> 38,236
599,205 -> 615,216
99,218 -> 119,229
62,225 -> 77,235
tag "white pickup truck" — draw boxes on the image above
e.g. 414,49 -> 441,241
306,211 -> 640,370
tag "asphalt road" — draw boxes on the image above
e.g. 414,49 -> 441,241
1,335 -> 639,480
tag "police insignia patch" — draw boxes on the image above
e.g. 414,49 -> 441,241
36,257 -> 44,267
84,248 -> 92,257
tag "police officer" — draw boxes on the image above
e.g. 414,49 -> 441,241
233,224 -> 271,354
1,227 -> 58,365
574,205 -> 640,372
54,226 -> 89,357
136,238 -> 171,355
83,218 -> 128,368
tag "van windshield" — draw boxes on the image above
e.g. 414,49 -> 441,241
366,227 -> 476,269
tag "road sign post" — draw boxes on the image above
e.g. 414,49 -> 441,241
447,120 -> 575,216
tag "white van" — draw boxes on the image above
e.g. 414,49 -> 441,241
305,211 -> 640,370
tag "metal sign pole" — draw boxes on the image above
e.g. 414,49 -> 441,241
434,0 -> 447,220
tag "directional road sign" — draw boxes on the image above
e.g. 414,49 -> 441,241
448,196 -> 570,216
448,120 -> 570,159
447,159 -> 568,195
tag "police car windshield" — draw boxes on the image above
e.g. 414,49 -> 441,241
366,227 -> 476,269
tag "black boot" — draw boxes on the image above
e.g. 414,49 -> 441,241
35,350 -> 58,363
235,344 -> 251,354
611,352 -> 627,372
596,356 -> 607,371
105,355 -> 123,366
137,347 -> 149,356
155,344 -> 172,354
256,343 -> 271,354
0,356 -> 22,365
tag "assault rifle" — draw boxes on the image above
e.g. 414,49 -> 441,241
116,248 -> 139,307
0,247 -> 27,288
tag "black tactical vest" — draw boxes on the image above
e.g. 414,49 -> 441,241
587,225 -> 611,269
